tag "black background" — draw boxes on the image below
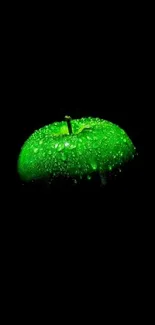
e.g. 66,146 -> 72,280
7,12 -> 146,227
11,21 -> 146,211
6,10 -> 146,201
10,22 -> 147,261
2,8 -> 152,309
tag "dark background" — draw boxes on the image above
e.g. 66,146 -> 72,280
6,9 -> 146,242
7,12 -> 146,223
3,8 -> 151,307
7,11 -> 146,200
11,18 -> 145,198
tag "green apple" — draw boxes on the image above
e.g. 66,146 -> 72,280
17,116 -> 136,183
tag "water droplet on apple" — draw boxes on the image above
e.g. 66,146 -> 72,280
34,148 -> 38,153
70,144 -> 76,149
58,144 -> 64,151
91,162 -> 97,170
64,142 -> 70,147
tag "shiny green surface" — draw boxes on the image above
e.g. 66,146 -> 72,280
18,117 -> 136,182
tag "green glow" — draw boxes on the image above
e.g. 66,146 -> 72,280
17,117 -> 136,182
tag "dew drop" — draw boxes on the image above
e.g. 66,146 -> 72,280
58,144 -> 64,151
34,148 -> 38,153
91,162 -> 97,170
64,142 -> 70,147
70,144 -> 76,149
61,153 -> 67,161
94,142 -> 99,149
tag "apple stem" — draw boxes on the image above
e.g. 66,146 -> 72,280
65,116 -> 73,135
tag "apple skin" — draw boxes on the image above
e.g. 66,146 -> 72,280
17,117 -> 136,182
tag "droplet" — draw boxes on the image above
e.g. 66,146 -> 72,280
87,175 -> 91,180
34,148 -> 38,153
91,162 -> 97,170
64,142 -> 70,147
55,143 -> 59,148
109,166 -> 112,171
70,144 -> 76,149
93,142 -> 99,149
61,153 -> 67,161
58,144 -> 64,151
100,174 -> 107,185
119,168 -> 122,172
39,140 -> 43,145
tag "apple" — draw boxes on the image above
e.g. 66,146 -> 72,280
17,116 -> 136,184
